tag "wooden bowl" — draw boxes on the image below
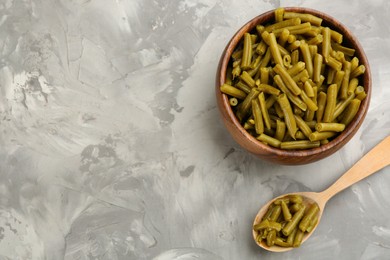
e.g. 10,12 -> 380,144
215,7 -> 371,165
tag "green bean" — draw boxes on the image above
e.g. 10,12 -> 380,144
237,88 -> 259,121
295,131 -> 306,140
282,205 -> 306,236
262,31 -> 284,66
220,84 -> 247,99
258,92 -> 271,130
252,99 -> 264,134
225,66 -> 233,85
274,198 -> 290,205
289,203 -> 302,213
347,78 -> 359,96
340,61 -> 351,99
265,17 -> 301,32
258,84 -> 281,96
284,12 -> 322,26
240,71 -> 256,88
291,49 -> 299,65
287,40 -> 301,52
281,140 -> 320,150
294,114 -> 313,138
278,29 -> 290,46
315,122 -> 345,132
286,227 -> 298,246
320,139 -> 329,145
326,56 -> 343,71
306,213 -> 319,233
255,40 -> 267,55
292,69 -> 309,83
333,70 -> 345,92
250,55 -> 262,70
309,131 -> 336,142
356,90 -> 367,101
267,230 -> 277,247
277,93 -> 298,139
281,200 -> 292,221
289,194 -> 303,204
278,44 -> 290,57
263,204 -> 275,220
293,229 -> 304,247
274,64 -> 302,95
229,97 -> 238,106
270,205 -> 282,222
300,88 -> 318,112
299,203 -> 320,232
260,67 -> 270,84
322,27 -> 331,61
305,86 -> 317,121
273,22 -> 312,36
326,68 -> 336,84
253,219 -> 282,231
274,75 -> 307,111
350,57 -> 359,71
333,92 -> 355,120
274,237 -> 291,247
313,53 -> 323,83
274,102 -> 284,118
323,84 -> 337,123
316,91 -> 327,122
260,48 -> 271,68
275,7 -> 284,22
256,25 -> 265,36
231,49 -> 243,60
307,34 -> 323,45
235,81 -> 251,94
283,55 -> 292,68
309,45 -> 318,60
241,33 -> 252,70
265,95 -> 277,109
331,42 -> 355,56
287,61 -> 305,76
287,34 -> 296,44
350,65 -> 365,78
341,99 -> 361,125
232,65 -> 241,79
330,29 -> 343,44
275,120 -> 286,141
257,133 -> 281,148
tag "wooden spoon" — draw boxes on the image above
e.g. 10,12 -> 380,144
253,136 -> 390,252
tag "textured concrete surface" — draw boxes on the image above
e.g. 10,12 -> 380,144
0,0 -> 389,259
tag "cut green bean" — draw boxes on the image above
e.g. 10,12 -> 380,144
275,120 -> 286,141
277,93 -> 298,139
229,97 -> 238,106
258,92 -> 271,130
323,84 -> 337,123
315,122 -> 345,132
282,205 -> 306,236
347,78 -> 359,96
257,133 -> 281,148
309,131 -> 336,142
340,61 -> 351,99
257,84 -> 281,95
294,114 -> 313,138
281,140 -> 320,149
293,229 -> 304,247
284,12 -> 323,26
241,33 -> 252,70
235,81 -> 251,94
274,64 -> 302,95
299,203 -> 320,232
341,99 -> 361,125
252,99 -> 264,134
322,27 -> 331,61
350,65 -> 365,78
262,31 -> 284,66
220,84 -> 247,99
313,53 -> 323,83
274,75 -> 307,111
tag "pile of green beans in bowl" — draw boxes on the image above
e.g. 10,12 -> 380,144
220,8 -> 367,150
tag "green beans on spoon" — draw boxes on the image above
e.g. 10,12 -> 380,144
253,136 -> 390,252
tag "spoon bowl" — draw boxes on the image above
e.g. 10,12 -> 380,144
253,136 -> 390,252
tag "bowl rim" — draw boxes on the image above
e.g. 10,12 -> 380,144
216,7 -> 371,162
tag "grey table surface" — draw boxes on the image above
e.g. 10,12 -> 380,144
0,0 -> 389,259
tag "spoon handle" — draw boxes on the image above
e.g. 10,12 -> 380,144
320,136 -> 390,202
